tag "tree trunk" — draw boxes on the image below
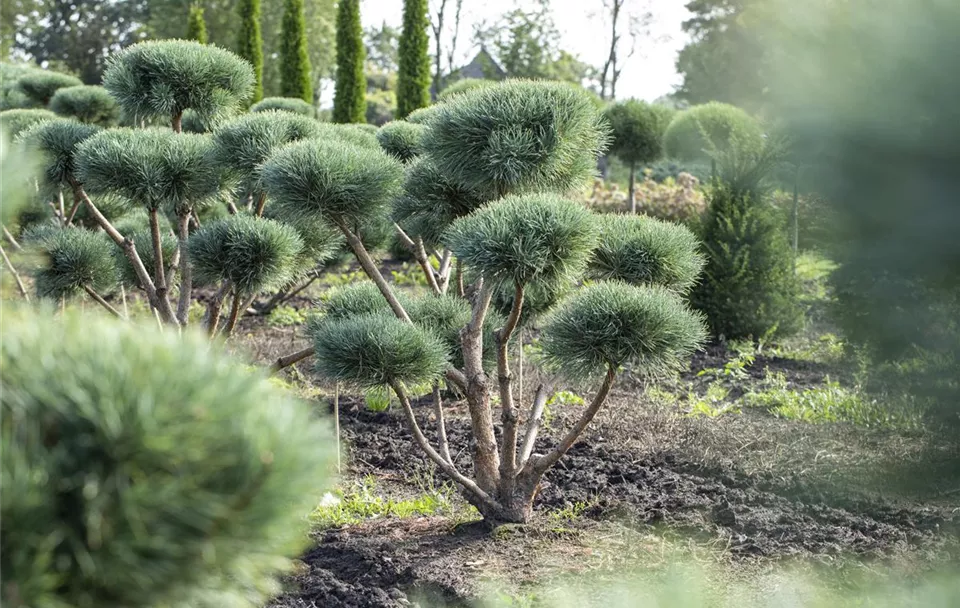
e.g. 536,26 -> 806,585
628,161 -> 637,213
336,219 -> 411,323
172,111 -> 183,133
176,211 -> 193,325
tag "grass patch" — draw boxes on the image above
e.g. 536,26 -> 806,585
266,304 -> 307,327
310,475 -> 460,528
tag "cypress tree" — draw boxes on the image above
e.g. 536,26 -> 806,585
332,0 -> 366,123
236,0 -> 264,103
395,0 -> 431,118
280,0 -> 313,102
186,4 -> 208,44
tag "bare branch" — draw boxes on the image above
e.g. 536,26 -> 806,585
337,219 -> 412,323
83,284 -> 123,318
518,383 -> 551,467
2,224 -> 21,251
497,282 -> 525,478
394,223 -> 441,295
1,244 -> 29,301
433,383 -> 453,464
272,346 -> 315,373
176,211 -> 192,325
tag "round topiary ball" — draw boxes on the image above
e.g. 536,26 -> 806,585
76,127 -> 224,213
444,192 -> 598,289
604,99 -> 675,169
0,108 -> 58,138
404,105 -> 440,125
320,122 -> 382,149
189,214 -> 304,296
251,96 -> 315,116
313,281 -> 404,321
376,120 -> 425,162
48,85 -> 119,126
28,226 -> 119,299
392,158 -> 486,247
311,313 -> 449,388
16,70 -> 83,105
103,40 -> 255,126
589,214 -> 704,294
1,306 -> 334,608
423,80 -> 609,199
437,78 -> 496,102
17,119 -> 101,193
662,102 -> 764,162
540,281 -> 707,379
261,137 -> 404,229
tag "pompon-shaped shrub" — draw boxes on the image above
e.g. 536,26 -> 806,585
48,85 -> 118,126
16,70 -> 82,105
17,119 -> 101,192
261,137 -> 404,228
405,104 -> 440,125
0,108 -> 57,138
211,110 -> 322,194
180,107 -> 235,133
445,192 -> 598,288
663,102 -> 764,162
28,226 -> 119,299
0,307 -> 334,608
423,80 -> 609,198
541,281 -> 707,379
263,207 -> 343,277
251,96 -> 315,116
314,281 -> 405,322
321,122 -> 381,149
392,158 -> 486,247
189,215 -> 304,296
76,128 -> 223,212
437,78 -> 496,102
102,40 -> 255,127
406,292 -> 503,368
604,100 -> 675,209
312,313 -> 448,388
589,214 -> 704,294
1,64 -> 43,110
113,229 -> 178,287
376,120 -> 425,162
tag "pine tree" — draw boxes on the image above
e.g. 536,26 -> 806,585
186,4 -> 208,45
279,0 -> 313,102
395,0 -> 430,118
333,0 -> 366,123
236,0 -> 264,102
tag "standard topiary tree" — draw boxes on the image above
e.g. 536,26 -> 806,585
663,102 -> 765,163
186,3 -> 209,44
280,0 -> 313,103
103,40 -> 254,131
604,99 -> 675,212
396,0 -> 431,118
236,0 -> 264,102
251,96 -> 315,116
376,120 -> 425,162
25,226 -> 120,314
16,70 -> 82,106
332,0 -> 366,123
1,306 -> 334,608
0,108 -> 57,138
48,85 -> 118,126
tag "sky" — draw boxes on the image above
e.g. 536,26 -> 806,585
361,0 -> 692,101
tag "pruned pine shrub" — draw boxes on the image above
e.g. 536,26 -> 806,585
1,64 -> 43,110
103,40 -> 254,127
663,102 -> 764,163
404,104 -> 440,125
604,99 -> 675,210
16,70 -> 82,105
437,78 -> 496,102
0,108 -> 57,138
0,306 -> 334,608
589,213 -> 704,294
48,85 -> 118,126
376,120 -> 425,162
27,226 -> 118,300
17,119 -> 101,195
251,96 -> 315,116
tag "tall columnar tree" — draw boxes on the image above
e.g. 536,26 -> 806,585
186,3 -> 209,44
395,0 -> 431,118
604,99 -> 675,212
280,0 -> 313,102
333,0 -> 366,123
236,0 -> 264,103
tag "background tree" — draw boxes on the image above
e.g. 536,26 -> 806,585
597,0 -> 655,100
429,0 -> 464,97
236,0 -> 264,102
365,22 -> 400,74
186,3 -> 208,44
279,0 -> 313,102
604,99 -> 673,211
333,0 -> 367,123
396,0 -> 431,118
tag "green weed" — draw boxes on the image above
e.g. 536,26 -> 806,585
364,385 -> 392,412
266,304 -> 306,327
309,475 -> 456,528
686,384 -> 740,418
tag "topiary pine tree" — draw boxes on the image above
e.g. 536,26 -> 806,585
186,3 -> 209,44
376,120 -> 425,162
332,0 -> 366,123
279,0 -> 313,103
0,108 -> 57,138
268,80 -> 706,523
663,102 -> 764,163
48,85 -> 119,126
437,78 -> 496,102
25,225 -> 120,312
236,0 -> 264,102
396,0 -> 431,118
1,306 -> 334,608
251,96 -> 315,116
604,99 -> 675,213
16,70 -> 82,105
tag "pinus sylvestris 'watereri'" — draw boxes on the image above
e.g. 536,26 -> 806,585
604,99 -> 675,212
376,120 -> 425,162
48,85 -> 119,126
1,306 -> 334,608
251,96 -> 314,116
16,70 -> 82,105
396,0 -> 431,118
663,102 -> 764,163
332,0 -> 366,123
0,108 -> 57,138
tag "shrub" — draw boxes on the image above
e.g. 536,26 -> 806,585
251,96 -> 315,116
103,40 -> 254,128
17,119 -> 101,194
0,108 -> 57,138
0,306 -> 333,608
48,85 -> 118,126
643,158 -> 712,184
589,213 -> 704,293
333,0 -> 366,123
279,0 -> 313,102
1,64 -> 43,110
604,100 -> 675,211
28,226 -> 118,300
396,0 -> 431,118
376,120 -> 425,162
16,70 -> 82,105
186,3 -> 209,43
663,102 -> 764,162
437,78 -> 495,102
392,158 -> 486,247
236,0 -> 264,102
316,281 -> 402,321
405,104 -> 440,124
